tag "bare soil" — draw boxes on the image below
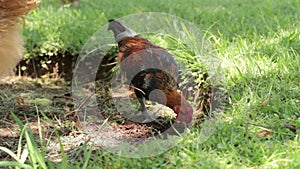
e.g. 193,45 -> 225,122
0,76 -> 199,161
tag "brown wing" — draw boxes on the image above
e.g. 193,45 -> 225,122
119,48 -> 178,83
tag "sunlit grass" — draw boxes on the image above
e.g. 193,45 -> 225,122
0,0 -> 298,168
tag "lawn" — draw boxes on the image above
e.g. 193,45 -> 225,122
1,0 -> 300,168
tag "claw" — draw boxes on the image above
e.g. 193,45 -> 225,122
139,109 -> 157,123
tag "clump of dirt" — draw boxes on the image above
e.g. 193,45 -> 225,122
111,122 -> 151,138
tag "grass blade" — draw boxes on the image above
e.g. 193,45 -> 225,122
0,146 -> 21,162
0,161 -> 33,169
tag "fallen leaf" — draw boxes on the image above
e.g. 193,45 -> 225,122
257,130 -> 271,137
16,96 -> 25,105
261,96 -> 270,109
283,123 -> 297,133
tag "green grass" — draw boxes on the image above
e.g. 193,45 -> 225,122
3,0 -> 299,168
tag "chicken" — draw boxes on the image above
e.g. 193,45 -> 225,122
108,19 -> 193,123
0,0 -> 39,77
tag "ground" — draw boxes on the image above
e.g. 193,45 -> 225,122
0,75 -> 208,161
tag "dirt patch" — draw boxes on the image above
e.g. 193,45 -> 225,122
0,76 -> 72,159
0,77 -> 195,161
17,48 -> 117,81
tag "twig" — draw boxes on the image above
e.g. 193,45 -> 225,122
130,85 -> 146,95
246,122 -> 275,131
63,93 -> 95,119
32,59 -> 37,79
246,121 -> 297,133
193,86 -> 201,104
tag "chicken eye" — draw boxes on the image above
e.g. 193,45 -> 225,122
119,46 -> 127,52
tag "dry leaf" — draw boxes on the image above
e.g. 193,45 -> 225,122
261,96 -> 269,109
16,96 -> 25,105
257,130 -> 271,137
284,123 -> 297,133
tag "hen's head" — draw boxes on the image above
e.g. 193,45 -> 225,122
173,98 -> 193,123
108,19 -> 138,43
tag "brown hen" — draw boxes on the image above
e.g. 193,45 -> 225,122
108,19 -> 193,123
